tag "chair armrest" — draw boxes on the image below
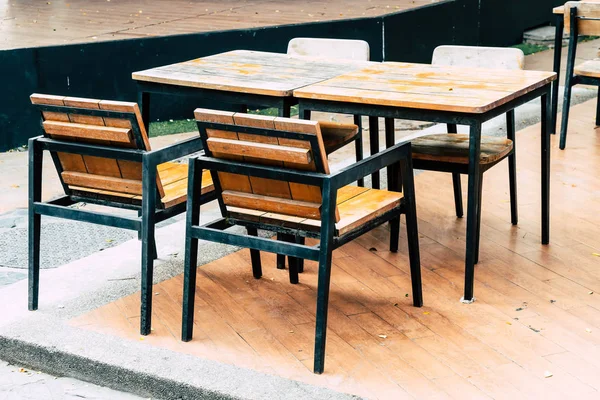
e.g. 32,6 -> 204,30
329,140 -> 412,189
144,136 -> 204,166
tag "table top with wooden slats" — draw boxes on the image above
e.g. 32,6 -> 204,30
293,62 -> 557,114
132,50 -> 372,97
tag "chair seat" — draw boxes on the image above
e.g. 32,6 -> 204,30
411,134 -> 513,165
228,185 -> 402,236
574,59 -> 600,78
319,121 -> 359,154
70,162 -> 214,208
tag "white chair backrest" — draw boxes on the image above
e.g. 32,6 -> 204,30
287,38 -> 370,61
432,45 -> 525,70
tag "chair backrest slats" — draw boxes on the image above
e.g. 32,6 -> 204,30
432,45 -> 525,71
287,38 -> 370,61
31,94 -> 164,200
565,2 -> 600,36
195,109 -> 339,222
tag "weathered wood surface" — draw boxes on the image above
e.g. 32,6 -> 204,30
411,134 -> 514,164
574,59 -> 600,77
294,62 -> 556,114
319,122 -> 359,154
30,94 -> 212,207
133,50 -> 372,97
72,98 -> 600,399
195,108 -> 335,220
555,0 -> 600,14
565,1 -> 600,35
1,0 -> 440,50
432,46 -> 525,71
229,185 -> 402,235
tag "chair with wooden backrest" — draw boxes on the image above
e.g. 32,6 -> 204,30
287,38 -> 368,177
560,2 -> 600,149
410,45 -> 524,264
29,94 -> 215,335
182,109 -> 423,374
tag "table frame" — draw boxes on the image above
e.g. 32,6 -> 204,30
297,83 -> 552,302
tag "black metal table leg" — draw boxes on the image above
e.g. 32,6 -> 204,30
462,121 -> 482,303
384,118 -> 396,190
369,116 -> 380,189
552,14 -> 564,135
541,91 -> 551,245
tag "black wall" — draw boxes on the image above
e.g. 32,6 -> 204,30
0,0 -> 563,151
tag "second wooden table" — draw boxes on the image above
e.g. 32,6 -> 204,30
294,61 -> 556,302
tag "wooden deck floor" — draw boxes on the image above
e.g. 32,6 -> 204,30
71,99 -> 600,399
1,0 -> 439,50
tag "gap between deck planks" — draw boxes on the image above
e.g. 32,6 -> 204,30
70,99 -> 600,399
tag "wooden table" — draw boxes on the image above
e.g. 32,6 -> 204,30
294,62 -> 556,302
132,50 -> 370,128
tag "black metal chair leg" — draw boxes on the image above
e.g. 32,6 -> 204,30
560,8 -> 579,150
140,156 -> 158,336
474,174 -> 484,265
182,159 -> 203,342
295,236 -> 305,273
400,157 -> 423,308
596,87 -> 600,127
390,216 -> 400,253
138,210 -> 157,260
279,233 -> 299,284
28,138 -> 42,311
551,13 -> 564,135
276,233 -> 286,269
313,180 -> 337,374
354,114 -> 364,187
507,111 -> 518,225
247,227 -> 263,279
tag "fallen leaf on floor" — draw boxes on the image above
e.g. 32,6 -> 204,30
369,247 -> 377,252
550,299 -> 556,303
586,328 -> 592,333
516,307 -> 524,311
589,291 -> 594,295
378,334 -> 387,339
18,368 -> 27,373
544,371 -> 553,378
405,294 -> 409,297
105,239 -> 114,243
592,253 -> 600,257
10,184 -> 19,188
289,330 -> 294,334
506,321 -> 512,325
423,311 -> 430,315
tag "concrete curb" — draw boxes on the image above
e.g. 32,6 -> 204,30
0,326 -> 357,400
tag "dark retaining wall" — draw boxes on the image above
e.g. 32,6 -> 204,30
1,0 -> 563,150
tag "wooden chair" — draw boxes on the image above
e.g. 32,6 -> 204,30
182,109 -> 423,374
287,37 -> 368,181
560,2 -> 600,149
28,94 -> 215,335
410,45 -> 524,263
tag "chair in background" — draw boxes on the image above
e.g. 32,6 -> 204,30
287,37 -> 369,179
283,37 -> 370,271
28,94 -> 215,335
410,45 -> 524,263
181,109 -> 422,374
560,2 -> 600,149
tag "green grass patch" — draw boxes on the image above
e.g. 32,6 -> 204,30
512,43 -> 550,56
148,105 -> 300,137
